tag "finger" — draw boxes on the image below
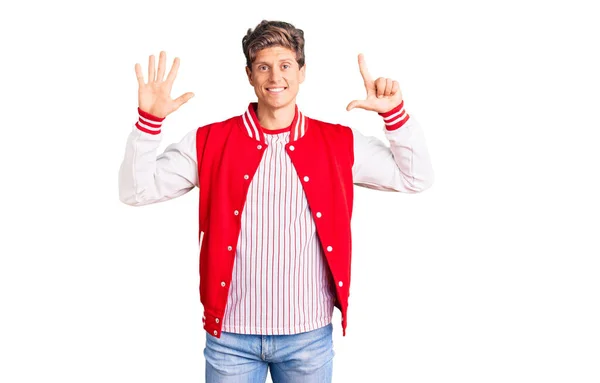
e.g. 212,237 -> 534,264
346,99 -> 370,111
156,51 -> 166,82
391,80 -> 400,95
357,53 -> 373,84
384,78 -> 393,96
375,77 -> 386,98
166,57 -> 180,86
173,92 -> 195,110
135,63 -> 145,86
148,55 -> 156,83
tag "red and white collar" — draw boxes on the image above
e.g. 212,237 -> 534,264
240,102 -> 307,143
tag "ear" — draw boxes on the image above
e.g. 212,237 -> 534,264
299,63 -> 306,84
245,66 -> 253,86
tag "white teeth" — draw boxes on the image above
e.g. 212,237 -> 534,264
268,87 -> 285,92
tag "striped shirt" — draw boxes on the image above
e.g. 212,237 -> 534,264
221,109 -> 336,335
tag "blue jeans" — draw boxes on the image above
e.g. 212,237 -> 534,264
204,323 -> 334,382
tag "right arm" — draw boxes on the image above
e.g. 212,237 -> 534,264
118,108 -> 198,206
118,51 -> 197,206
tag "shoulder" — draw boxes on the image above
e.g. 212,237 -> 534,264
304,115 -> 354,160
305,116 -> 355,153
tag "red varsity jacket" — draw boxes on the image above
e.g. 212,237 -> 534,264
197,103 -> 354,338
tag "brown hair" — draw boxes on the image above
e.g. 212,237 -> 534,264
242,20 -> 305,70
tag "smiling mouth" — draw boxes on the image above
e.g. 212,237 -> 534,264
266,87 -> 287,93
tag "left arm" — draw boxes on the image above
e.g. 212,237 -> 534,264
352,101 -> 434,192
347,54 -> 434,192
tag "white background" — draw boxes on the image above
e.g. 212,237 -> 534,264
1,0 -> 599,382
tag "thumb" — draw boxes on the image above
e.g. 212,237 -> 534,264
346,99 -> 369,111
173,92 -> 195,110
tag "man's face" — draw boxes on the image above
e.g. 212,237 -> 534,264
246,46 -> 306,110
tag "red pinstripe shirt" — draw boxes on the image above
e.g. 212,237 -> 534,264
222,105 -> 336,335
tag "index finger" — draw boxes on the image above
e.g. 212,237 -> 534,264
358,53 -> 373,83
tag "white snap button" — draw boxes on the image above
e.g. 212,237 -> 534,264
257,145 -> 262,150
227,246 -> 232,251
244,174 -> 249,180
303,176 -> 309,182
213,330 -> 218,336
327,246 -> 333,252
234,210 -> 239,216
289,145 -> 295,151
338,281 -> 343,287
221,281 -> 226,287
215,318 -> 219,323
316,212 -> 322,218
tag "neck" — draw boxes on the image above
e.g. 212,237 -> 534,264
255,100 -> 296,130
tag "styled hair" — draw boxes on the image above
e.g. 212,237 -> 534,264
242,20 -> 305,70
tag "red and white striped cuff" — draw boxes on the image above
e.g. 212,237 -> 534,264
379,101 -> 410,131
135,107 -> 165,135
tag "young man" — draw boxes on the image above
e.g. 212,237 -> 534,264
119,20 -> 433,383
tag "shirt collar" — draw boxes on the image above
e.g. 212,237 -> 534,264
241,102 -> 307,143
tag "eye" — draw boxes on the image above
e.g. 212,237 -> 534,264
282,64 -> 291,69
259,65 -> 268,71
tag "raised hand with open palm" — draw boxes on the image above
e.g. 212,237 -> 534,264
346,53 -> 403,114
134,51 -> 195,118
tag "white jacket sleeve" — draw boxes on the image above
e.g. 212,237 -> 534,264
118,110 -> 198,206
352,102 -> 434,193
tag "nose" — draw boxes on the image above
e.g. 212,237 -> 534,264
269,67 -> 282,82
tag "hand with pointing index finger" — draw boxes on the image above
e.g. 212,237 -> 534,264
134,51 -> 195,118
346,53 -> 403,114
